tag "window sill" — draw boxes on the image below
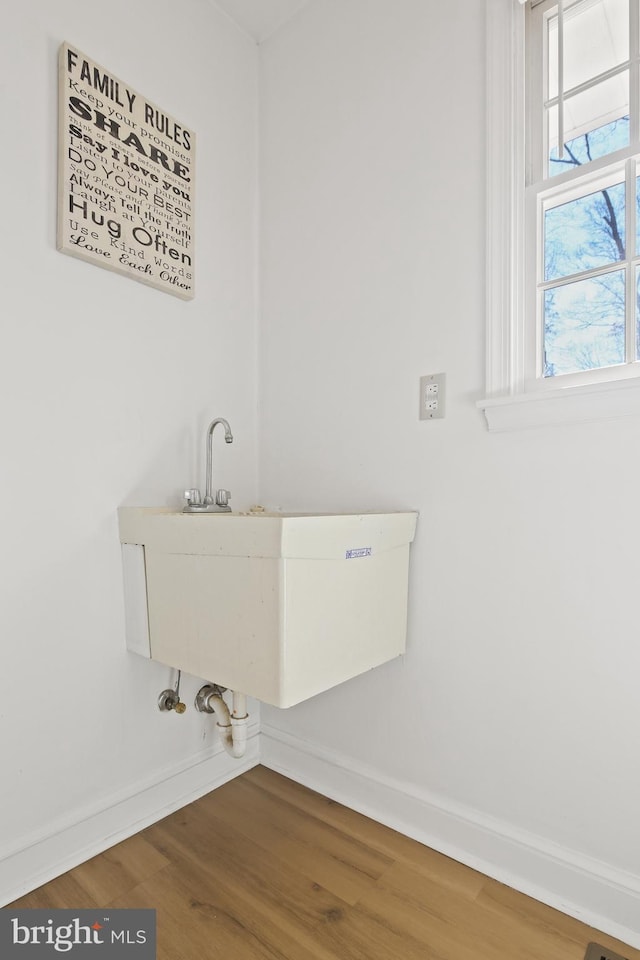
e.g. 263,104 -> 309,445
477,377 -> 640,432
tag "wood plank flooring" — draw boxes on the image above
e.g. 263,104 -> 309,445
10,765 -> 640,960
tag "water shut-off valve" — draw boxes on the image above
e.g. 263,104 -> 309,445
158,690 -> 186,714
158,671 -> 186,714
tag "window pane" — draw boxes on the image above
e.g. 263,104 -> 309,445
547,74 -> 629,173
548,0 -> 628,99
549,115 -> 629,175
544,181 -> 625,281
543,270 -> 625,376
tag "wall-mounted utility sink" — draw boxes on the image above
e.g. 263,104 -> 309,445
119,507 -> 418,708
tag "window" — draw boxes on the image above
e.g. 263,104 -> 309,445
480,0 -> 640,430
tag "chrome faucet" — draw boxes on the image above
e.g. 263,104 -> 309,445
183,417 -> 233,513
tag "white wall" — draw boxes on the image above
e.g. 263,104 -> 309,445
0,0 -> 260,902
259,0 -> 640,945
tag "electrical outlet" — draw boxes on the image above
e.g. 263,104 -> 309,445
419,372 -> 446,420
584,943 -> 629,960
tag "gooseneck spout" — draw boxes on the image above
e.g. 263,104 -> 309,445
182,416 -> 234,513
204,417 -> 233,506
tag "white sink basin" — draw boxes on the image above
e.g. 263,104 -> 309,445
118,506 -> 416,557
118,507 -> 418,707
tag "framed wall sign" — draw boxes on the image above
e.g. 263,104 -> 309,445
57,42 -> 195,300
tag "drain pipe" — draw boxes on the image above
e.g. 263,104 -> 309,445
195,685 -> 248,758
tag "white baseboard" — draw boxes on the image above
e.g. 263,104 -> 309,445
7,715 -> 640,954
261,722 -> 640,951
0,723 -> 260,908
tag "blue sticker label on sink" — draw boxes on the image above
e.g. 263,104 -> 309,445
346,547 -> 372,559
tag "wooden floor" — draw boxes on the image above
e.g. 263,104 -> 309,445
10,766 -> 640,960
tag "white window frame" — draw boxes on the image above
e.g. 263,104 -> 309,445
479,0 -> 640,431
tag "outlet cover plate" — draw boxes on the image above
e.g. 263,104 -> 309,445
419,372 -> 446,420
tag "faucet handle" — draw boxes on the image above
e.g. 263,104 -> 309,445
215,489 -> 231,507
184,488 -> 202,506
